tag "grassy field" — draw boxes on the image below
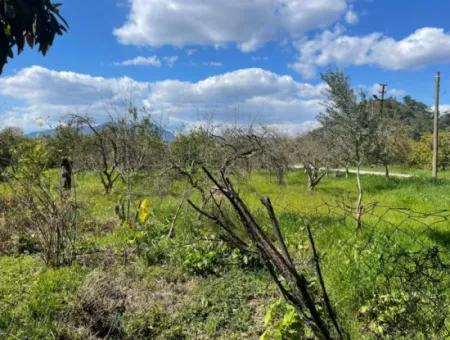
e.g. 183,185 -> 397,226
0,169 -> 449,339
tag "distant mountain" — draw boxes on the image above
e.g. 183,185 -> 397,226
27,128 -> 57,138
27,125 -> 175,142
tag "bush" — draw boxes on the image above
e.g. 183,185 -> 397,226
6,140 -> 78,267
261,299 -> 312,340
181,238 -> 230,275
358,247 -> 449,338
409,132 -> 450,169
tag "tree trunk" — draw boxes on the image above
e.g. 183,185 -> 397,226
355,163 -> 363,229
308,177 -> 314,191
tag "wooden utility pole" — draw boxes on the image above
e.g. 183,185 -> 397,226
376,83 -> 389,178
433,72 -> 440,178
379,83 -> 387,116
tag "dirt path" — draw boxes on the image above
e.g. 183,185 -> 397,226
291,165 -> 413,178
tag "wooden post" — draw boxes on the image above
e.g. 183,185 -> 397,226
433,72 -> 440,178
379,83 -> 389,178
379,83 -> 387,116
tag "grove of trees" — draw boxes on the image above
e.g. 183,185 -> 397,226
0,71 -> 448,338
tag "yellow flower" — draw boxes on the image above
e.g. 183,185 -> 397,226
139,199 -> 151,224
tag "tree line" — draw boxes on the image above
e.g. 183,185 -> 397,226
1,71 -> 448,197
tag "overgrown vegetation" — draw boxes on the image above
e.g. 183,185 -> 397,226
1,70 -> 449,338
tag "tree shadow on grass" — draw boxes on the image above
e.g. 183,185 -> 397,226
427,229 -> 450,250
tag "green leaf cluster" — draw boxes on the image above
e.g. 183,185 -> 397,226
0,0 -> 68,73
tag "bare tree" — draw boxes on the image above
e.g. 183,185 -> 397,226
72,109 -> 165,194
183,156 -> 346,339
72,115 -> 120,194
292,130 -> 329,191
259,128 -> 291,185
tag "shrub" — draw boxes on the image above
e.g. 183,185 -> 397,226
261,299 -> 312,340
181,238 -> 229,275
6,140 -> 78,267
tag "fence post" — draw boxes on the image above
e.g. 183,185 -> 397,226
433,72 -> 440,178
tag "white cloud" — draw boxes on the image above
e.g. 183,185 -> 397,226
115,55 -> 162,67
370,84 -> 406,98
144,68 -> 325,128
0,66 -> 327,134
203,61 -> 223,67
114,0 -> 351,52
292,27 -> 450,78
0,66 -> 149,129
115,55 -> 179,67
431,105 -> 450,114
0,66 -> 149,106
354,83 -> 406,98
345,8 -> 358,25
163,56 -> 179,67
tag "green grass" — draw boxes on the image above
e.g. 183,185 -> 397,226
0,256 -> 86,339
1,168 -> 449,338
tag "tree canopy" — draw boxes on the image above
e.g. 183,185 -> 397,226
0,0 -> 67,74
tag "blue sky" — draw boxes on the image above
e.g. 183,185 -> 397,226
2,0 -> 450,134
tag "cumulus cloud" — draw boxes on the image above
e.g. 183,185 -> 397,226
292,27 -> 450,78
144,68 -> 325,127
114,0 -> 350,51
115,55 -> 162,67
0,66 -> 326,134
0,66 -> 149,106
115,55 -> 179,67
0,66 -> 149,129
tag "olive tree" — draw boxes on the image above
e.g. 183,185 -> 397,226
319,71 -> 374,228
319,71 -> 372,170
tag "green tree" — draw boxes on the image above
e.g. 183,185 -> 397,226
409,132 -> 450,170
399,96 -> 433,138
0,0 -> 68,73
45,123 -> 83,168
319,71 -> 373,169
0,127 -> 25,176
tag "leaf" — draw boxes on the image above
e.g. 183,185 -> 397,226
359,305 -> 369,314
260,330 -> 270,340
264,299 -> 282,326
25,34 -> 34,48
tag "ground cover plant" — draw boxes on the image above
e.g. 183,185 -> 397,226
0,163 -> 449,339
0,71 -> 449,339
